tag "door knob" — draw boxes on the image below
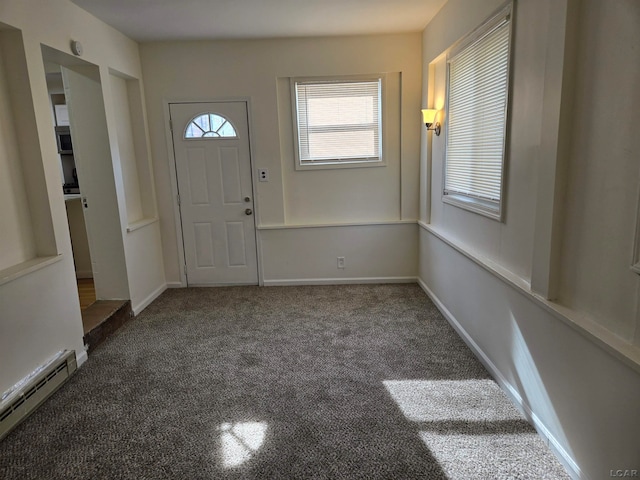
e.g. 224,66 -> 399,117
244,197 -> 251,203
245,208 -> 253,215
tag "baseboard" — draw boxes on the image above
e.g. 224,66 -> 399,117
131,283 -> 167,316
263,276 -> 417,286
75,348 -> 88,368
416,277 -> 584,480
166,281 -> 184,288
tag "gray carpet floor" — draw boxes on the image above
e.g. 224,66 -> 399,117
0,284 -> 569,479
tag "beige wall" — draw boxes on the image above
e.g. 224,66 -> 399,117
419,0 -> 640,477
140,34 -> 422,285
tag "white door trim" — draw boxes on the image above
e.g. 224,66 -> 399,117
162,97 -> 264,287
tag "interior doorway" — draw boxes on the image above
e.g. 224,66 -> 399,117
41,46 -> 131,344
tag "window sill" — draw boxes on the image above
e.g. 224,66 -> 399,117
0,255 -> 63,287
442,193 -> 502,221
295,159 -> 386,171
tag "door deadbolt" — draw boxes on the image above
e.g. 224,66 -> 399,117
245,208 -> 253,215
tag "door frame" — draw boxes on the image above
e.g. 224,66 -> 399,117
163,97 -> 263,287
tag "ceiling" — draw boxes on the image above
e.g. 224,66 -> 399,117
70,0 -> 448,42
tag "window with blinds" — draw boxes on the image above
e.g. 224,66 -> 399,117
292,77 -> 383,168
444,6 -> 512,219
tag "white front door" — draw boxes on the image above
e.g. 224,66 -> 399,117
170,101 -> 258,285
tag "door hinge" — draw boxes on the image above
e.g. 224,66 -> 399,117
184,264 -> 187,276
177,194 -> 181,206
169,118 -> 173,132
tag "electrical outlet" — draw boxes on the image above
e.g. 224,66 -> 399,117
337,256 -> 345,269
258,168 -> 269,182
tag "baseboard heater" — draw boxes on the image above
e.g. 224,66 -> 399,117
0,350 -> 77,441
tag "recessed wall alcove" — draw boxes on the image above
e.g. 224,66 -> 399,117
0,24 -> 58,283
108,69 -> 157,231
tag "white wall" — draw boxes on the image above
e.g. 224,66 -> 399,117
0,0 -> 165,398
104,69 -> 164,312
0,31 -> 36,271
419,231 -> 640,480
558,0 -> 640,342
419,0 -> 640,478
62,64 -> 130,301
140,34 -> 422,285
110,73 -> 144,224
65,198 -> 92,278
423,0 -> 544,282
261,223 -> 417,285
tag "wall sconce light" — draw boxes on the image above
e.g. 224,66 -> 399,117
422,109 -> 441,136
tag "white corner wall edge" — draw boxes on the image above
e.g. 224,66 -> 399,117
131,283 -> 167,316
75,349 -> 88,368
263,276 -> 417,287
416,277 -> 584,480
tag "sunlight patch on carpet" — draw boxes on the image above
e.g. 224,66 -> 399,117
218,421 -> 267,468
383,379 -> 523,422
383,379 -> 570,479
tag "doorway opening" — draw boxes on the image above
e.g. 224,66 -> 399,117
41,46 -> 131,349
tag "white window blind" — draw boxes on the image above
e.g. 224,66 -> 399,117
294,79 -> 382,165
445,12 -> 511,212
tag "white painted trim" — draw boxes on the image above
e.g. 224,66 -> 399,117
131,283 -> 167,315
166,281 -> 183,289
419,221 -> 640,373
126,216 -> 158,233
258,220 -> 417,230
416,277 -> 584,480
263,276 -> 417,286
162,100 -> 188,287
0,255 -> 63,287
75,348 -> 88,368
245,100 -> 265,287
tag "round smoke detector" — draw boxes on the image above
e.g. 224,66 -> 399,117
70,40 -> 83,57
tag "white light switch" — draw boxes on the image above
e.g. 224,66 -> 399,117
258,169 -> 269,182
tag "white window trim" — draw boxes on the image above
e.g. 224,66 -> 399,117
441,2 -> 514,222
290,74 -> 387,171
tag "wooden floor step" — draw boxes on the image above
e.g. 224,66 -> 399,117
82,300 -> 132,352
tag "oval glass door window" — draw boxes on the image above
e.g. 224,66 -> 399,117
184,113 -> 238,139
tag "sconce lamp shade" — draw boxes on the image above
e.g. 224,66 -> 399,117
422,109 -> 438,125
421,108 -> 441,136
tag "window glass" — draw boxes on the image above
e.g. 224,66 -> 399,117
185,113 -> 237,138
293,78 -> 382,167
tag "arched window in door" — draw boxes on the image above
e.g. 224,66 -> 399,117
184,113 -> 238,139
